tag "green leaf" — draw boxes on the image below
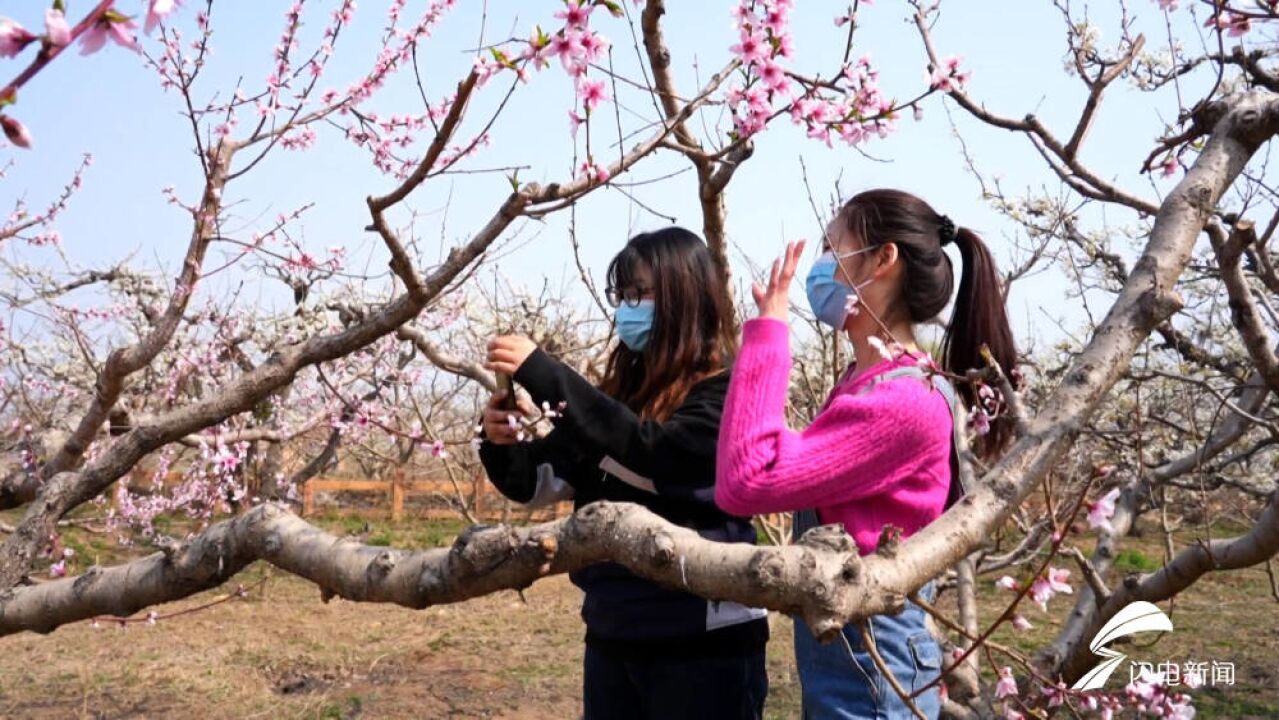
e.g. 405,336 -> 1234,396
489,47 -> 516,70
596,0 -> 624,18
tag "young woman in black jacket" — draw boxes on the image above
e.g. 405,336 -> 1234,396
478,227 -> 768,720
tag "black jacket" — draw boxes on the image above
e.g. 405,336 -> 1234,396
478,349 -> 767,657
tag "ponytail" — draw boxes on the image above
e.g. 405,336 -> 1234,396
941,227 -> 1018,458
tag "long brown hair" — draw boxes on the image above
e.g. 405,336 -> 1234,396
599,227 -> 736,421
837,189 -> 1018,457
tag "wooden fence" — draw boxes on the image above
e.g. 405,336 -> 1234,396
299,472 -> 573,522
299,474 -> 791,542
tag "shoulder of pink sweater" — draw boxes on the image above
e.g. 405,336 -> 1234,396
825,370 -> 953,436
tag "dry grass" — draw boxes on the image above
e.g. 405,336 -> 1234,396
0,510 -> 1274,719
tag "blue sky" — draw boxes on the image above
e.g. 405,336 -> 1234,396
0,1 -> 1218,352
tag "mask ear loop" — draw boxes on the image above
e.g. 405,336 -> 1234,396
830,243 -> 912,362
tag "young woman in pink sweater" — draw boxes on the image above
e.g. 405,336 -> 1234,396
716,189 -> 1018,719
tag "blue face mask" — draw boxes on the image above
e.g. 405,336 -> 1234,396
804,249 -> 874,329
615,299 -> 655,351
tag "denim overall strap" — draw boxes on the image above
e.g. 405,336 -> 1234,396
792,508 -> 822,543
794,582 -> 943,719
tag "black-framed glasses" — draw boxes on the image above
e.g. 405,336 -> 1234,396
605,285 -> 653,308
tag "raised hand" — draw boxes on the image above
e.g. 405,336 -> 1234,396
752,239 -> 806,321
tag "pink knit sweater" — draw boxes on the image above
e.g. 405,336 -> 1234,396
716,318 -> 953,556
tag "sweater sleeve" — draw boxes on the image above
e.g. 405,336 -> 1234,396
477,425 -> 594,503
715,318 -> 950,516
513,348 -> 728,499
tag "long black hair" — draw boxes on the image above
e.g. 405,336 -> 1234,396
599,227 -> 736,421
838,189 -> 1018,457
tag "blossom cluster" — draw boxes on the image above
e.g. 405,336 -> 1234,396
995,665 -> 1196,720
721,0 -> 968,148
472,400 -> 567,446
1,2 -> 183,147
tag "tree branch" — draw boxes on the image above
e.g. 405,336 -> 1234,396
639,0 -> 744,331
883,89 -> 1279,621
913,10 -> 1159,216
2,501 -> 897,638
1057,489 -> 1279,682
39,140 -> 236,483
1209,218 -> 1279,392
396,324 -> 496,392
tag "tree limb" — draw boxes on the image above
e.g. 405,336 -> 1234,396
887,90 -> 1279,613
1057,489 -> 1279,683
2,501 -> 896,639
1209,218 -> 1279,392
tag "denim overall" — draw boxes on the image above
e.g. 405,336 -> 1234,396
791,366 -> 968,719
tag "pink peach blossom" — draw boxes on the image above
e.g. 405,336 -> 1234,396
146,0 -> 182,35
0,18 -> 37,58
80,13 -> 139,56
0,115 -> 32,148
45,9 -> 71,47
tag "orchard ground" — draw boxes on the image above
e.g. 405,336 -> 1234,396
1,511 -> 1276,719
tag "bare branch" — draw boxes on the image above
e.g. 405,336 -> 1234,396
913,10 -> 1159,216
396,324 -> 497,392
1057,489 -> 1279,682
2,501 -> 912,639
1209,218 -> 1279,392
